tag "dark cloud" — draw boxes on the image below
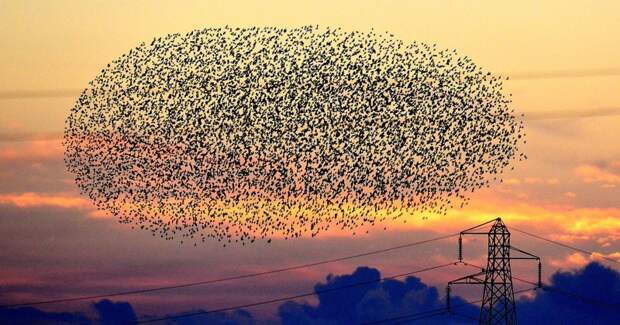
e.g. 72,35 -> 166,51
1,262 -> 617,324
158,309 -> 254,325
0,300 -> 253,325
0,306 -> 90,325
518,262 -> 620,324
278,266 -> 477,324
0,299 -> 135,325
93,299 -> 137,324
279,262 -> 620,324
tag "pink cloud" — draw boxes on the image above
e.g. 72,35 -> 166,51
563,192 -> 576,198
0,139 -> 63,161
524,177 -> 543,184
502,177 -> 559,186
546,178 -> 560,185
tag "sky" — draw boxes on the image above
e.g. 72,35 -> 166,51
1,0 -> 619,323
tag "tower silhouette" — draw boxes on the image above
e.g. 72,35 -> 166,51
447,218 -> 541,325
479,218 -> 516,324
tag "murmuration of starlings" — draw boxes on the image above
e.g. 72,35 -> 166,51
64,26 -> 526,246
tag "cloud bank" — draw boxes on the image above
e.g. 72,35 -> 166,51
3,262 -> 617,324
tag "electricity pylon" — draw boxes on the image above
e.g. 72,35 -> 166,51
446,218 -> 541,325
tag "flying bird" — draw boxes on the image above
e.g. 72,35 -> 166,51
64,26 -> 525,246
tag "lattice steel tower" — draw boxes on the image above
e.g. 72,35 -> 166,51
447,218 -> 541,325
479,218 -> 516,324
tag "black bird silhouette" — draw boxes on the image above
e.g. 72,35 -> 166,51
64,26 -> 525,246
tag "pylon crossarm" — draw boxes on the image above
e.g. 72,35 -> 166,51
450,277 -> 485,285
449,272 -> 486,285
510,245 -> 540,260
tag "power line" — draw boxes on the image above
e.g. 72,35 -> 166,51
382,265 -> 620,325
2,214 -> 616,310
450,311 -> 479,323
151,225 -> 613,325
541,285 -> 620,309
364,286 -> 538,325
0,233 -> 457,308
132,262 -> 457,324
511,227 -> 620,265
513,276 -> 620,310
1,215 -> 616,320
390,309 -> 451,325
2,221 -> 616,323
380,308 -> 448,325
462,261 -> 620,310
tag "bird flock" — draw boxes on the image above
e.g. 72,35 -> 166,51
64,26 -> 525,246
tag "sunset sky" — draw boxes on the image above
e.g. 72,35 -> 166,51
1,1 -> 619,323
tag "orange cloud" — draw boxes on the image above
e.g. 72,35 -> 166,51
367,189 -> 620,246
574,164 -> 620,184
0,179 -> 617,243
0,192 -> 89,209
550,253 -> 589,268
550,251 -> 620,269
504,178 -> 521,185
592,251 -> 620,261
